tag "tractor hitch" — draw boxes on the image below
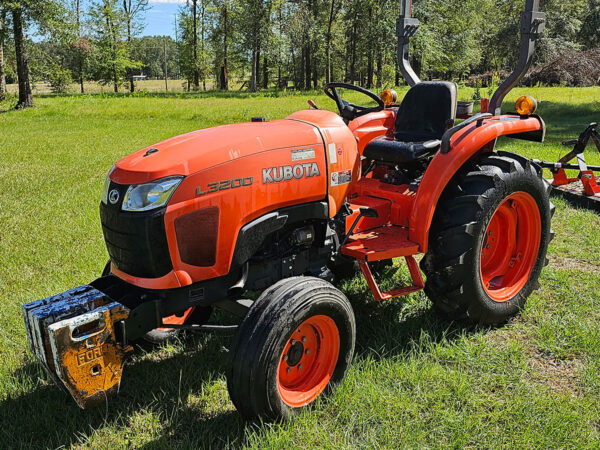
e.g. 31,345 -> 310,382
23,285 -> 132,409
533,122 -> 600,211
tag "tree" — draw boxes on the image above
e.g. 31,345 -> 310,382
579,0 -> 600,50
324,0 -> 337,84
212,0 -> 233,90
122,0 -> 147,92
177,2 -> 208,91
0,9 -> 6,100
191,0 -> 199,89
11,4 -> 32,107
90,0 -> 138,92
241,0 -> 271,91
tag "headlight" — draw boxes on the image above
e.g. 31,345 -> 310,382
101,174 -> 111,205
122,176 -> 183,212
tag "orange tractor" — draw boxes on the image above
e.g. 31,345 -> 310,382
24,0 -> 552,420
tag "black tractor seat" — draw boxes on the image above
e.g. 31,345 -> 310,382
363,137 -> 442,164
364,81 -> 457,165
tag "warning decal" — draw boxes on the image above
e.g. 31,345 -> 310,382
331,169 -> 352,186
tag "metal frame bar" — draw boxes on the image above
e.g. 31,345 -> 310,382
489,0 -> 546,116
396,0 -> 421,87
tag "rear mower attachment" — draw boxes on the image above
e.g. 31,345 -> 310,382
532,122 -> 600,212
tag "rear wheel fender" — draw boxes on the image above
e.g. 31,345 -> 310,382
409,116 -> 545,252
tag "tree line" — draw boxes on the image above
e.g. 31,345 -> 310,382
0,0 -> 598,109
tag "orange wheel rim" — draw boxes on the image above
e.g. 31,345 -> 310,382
276,315 -> 340,408
480,192 -> 541,302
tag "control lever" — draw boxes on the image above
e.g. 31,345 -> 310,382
340,208 -> 379,246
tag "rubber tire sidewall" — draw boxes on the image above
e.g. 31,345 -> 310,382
227,277 -> 356,421
464,173 -> 551,321
423,154 -> 553,324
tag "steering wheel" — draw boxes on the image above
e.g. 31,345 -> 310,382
324,82 -> 385,123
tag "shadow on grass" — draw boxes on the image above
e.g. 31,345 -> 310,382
0,270 -> 478,449
342,266 -> 476,360
0,332 -> 247,448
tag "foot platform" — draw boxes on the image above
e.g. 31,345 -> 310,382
341,226 -> 424,301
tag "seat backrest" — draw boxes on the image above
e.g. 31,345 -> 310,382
395,81 -> 458,142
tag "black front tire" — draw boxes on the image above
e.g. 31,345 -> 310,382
421,153 -> 554,325
227,276 -> 356,421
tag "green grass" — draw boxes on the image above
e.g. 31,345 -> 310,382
0,87 -> 599,448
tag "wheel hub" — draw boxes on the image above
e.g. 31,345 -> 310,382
276,315 -> 340,408
480,192 -> 542,302
285,341 -> 305,367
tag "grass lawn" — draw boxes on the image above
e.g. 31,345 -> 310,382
0,86 -> 599,448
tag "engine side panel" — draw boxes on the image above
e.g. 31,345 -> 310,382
113,143 -> 328,289
286,109 -> 362,216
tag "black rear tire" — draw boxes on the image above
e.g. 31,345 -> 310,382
421,153 -> 554,325
227,276 -> 356,421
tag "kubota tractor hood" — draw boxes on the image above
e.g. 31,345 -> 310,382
110,119 -> 323,185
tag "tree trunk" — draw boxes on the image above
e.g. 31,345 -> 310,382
75,0 -> 84,93
277,4 -> 282,88
291,46 -> 299,89
376,51 -> 382,88
123,1 -> 134,92
192,0 -> 199,89
366,8 -> 374,89
263,54 -> 268,89
12,6 -> 33,108
304,43 -> 311,90
105,13 -> 118,93
250,47 -> 258,92
163,38 -> 168,91
127,21 -> 134,92
220,2 -> 228,90
350,23 -> 357,85
325,0 -> 336,84
0,11 -> 6,100
200,0 -> 206,90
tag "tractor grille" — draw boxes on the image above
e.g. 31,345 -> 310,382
99,181 -> 173,278
175,206 -> 220,267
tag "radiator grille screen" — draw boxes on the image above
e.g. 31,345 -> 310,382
175,206 -> 219,267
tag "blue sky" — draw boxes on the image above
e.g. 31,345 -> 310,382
144,0 -> 185,38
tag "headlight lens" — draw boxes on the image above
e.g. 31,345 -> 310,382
101,173 -> 111,205
122,176 -> 183,212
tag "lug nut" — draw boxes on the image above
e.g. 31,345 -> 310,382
283,355 -> 288,361
298,364 -> 303,370
290,339 -> 295,345
301,336 -> 307,342
305,349 -> 310,355
287,367 -> 292,373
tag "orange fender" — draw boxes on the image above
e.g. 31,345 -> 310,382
409,115 -> 545,253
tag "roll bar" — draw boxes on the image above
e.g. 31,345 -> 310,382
397,0 -> 546,113
489,0 -> 546,115
396,0 -> 420,87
